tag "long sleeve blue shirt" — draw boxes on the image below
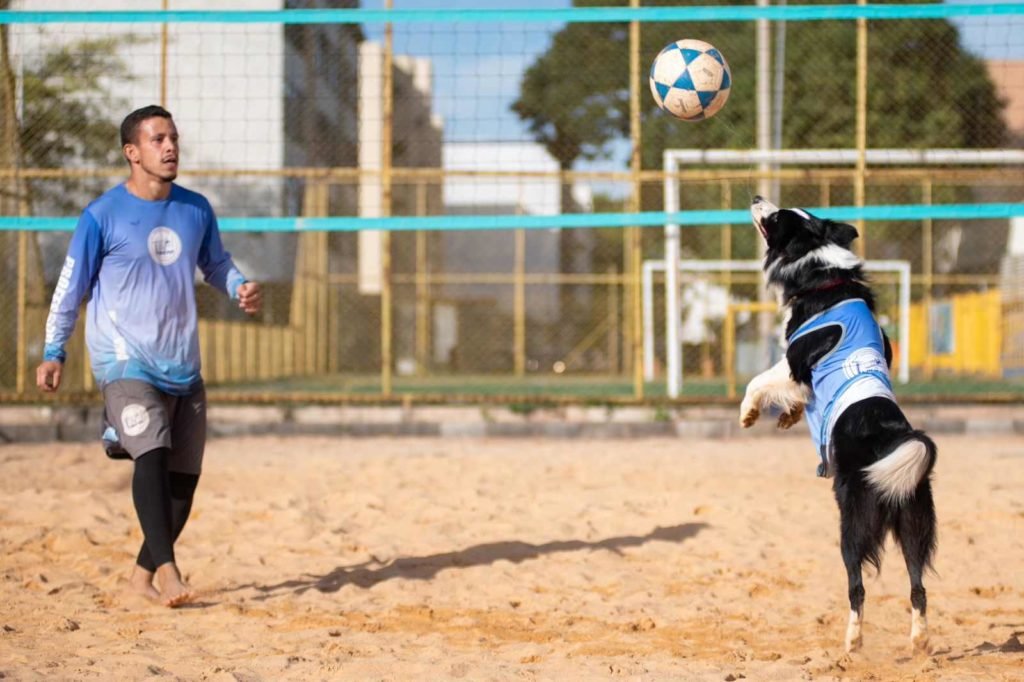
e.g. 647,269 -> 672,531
43,183 -> 247,395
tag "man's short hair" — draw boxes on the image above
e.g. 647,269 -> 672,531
120,105 -> 173,147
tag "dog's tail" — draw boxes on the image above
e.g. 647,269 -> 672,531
863,431 -> 937,505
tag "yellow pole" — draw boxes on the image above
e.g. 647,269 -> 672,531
922,178 -> 933,380
318,184 -> 329,374
514,228 -> 526,377
415,182 -> 429,376
854,0 -> 868,258
608,265 -> 620,374
721,179 -> 732,291
215,320 -> 226,384
16,231 -> 26,394
629,0 -> 644,398
160,0 -> 169,107
380,0 -> 394,396
725,307 -> 736,399
246,323 -> 257,380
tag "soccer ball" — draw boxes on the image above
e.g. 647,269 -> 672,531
649,39 -> 732,122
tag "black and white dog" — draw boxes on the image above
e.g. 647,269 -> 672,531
740,196 -> 937,654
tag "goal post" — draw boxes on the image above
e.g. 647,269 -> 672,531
657,146 -> 1024,398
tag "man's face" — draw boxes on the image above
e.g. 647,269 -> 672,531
126,116 -> 179,181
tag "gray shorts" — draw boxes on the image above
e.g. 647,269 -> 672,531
101,379 -> 207,475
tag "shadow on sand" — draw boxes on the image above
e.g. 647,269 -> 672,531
232,522 -> 708,599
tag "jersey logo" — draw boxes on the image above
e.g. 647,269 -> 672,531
121,404 -> 150,437
843,347 -> 887,379
148,226 -> 182,266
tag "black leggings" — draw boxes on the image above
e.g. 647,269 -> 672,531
131,448 -> 200,572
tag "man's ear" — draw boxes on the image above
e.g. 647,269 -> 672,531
826,221 -> 859,247
123,144 -> 138,165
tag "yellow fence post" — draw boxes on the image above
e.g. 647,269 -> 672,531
380,0 -> 395,397
415,182 -> 430,376
16,231 -> 26,394
854,0 -> 868,259
514,228 -> 527,377
922,179 -> 934,380
629,0 -> 644,399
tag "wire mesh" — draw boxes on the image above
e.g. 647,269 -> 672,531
1,1 -> 1023,402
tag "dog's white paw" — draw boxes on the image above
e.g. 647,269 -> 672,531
845,610 -> 863,653
740,405 -> 759,428
910,610 -> 930,654
776,404 -> 804,430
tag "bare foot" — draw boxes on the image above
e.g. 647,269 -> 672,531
154,563 -> 194,607
127,565 -> 160,602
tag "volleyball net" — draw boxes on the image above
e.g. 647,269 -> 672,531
1,2 -> 1023,402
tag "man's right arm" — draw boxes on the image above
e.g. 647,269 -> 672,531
37,211 -> 103,392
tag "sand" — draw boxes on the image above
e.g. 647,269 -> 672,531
1,433 -> 1022,680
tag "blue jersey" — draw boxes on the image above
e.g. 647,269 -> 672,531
788,299 -> 896,477
44,183 -> 247,395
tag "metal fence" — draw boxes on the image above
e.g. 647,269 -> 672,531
2,2 -> 1023,404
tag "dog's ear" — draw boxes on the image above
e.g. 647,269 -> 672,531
826,221 -> 859,247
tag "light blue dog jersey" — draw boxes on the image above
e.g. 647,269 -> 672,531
788,299 -> 896,477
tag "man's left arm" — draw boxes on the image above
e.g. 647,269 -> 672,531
197,207 -> 262,315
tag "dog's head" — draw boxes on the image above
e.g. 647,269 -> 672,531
750,196 -> 862,294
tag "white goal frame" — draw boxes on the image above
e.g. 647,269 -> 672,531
657,146 -> 1024,397
642,258 -> 911,396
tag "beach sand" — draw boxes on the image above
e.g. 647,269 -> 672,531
1,433 -> 1022,680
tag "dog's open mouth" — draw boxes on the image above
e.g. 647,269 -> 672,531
754,217 -> 769,241
750,196 -> 777,241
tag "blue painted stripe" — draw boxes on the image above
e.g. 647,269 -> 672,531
2,4 -> 1023,25
2,204 -> 1022,233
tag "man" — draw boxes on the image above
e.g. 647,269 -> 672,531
36,105 -> 261,607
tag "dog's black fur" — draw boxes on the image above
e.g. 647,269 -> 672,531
747,197 -> 937,653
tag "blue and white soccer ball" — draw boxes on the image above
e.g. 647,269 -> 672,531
649,39 -> 732,122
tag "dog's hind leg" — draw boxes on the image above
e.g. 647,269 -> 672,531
836,480 -> 886,653
841,542 -> 866,653
893,479 -> 937,654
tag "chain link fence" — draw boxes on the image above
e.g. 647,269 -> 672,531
2,1 -> 1023,403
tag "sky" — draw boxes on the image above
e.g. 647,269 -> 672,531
359,0 -> 1022,149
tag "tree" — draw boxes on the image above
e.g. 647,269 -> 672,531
20,35 -> 144,214
0,15 -> 144,389
513,0 -> 1008,205
513,0 -> 1009,370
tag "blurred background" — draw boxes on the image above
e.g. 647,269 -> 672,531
1,0 -> 1023,404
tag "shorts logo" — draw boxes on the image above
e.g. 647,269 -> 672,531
121,404 -> 150,437
148,227 -> 182,266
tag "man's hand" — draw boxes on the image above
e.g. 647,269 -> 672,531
36,361 -> 64,392
236,281 -> 263,315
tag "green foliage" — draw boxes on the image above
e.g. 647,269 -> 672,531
513,0 -> 1008,181
19,35 -> 147,213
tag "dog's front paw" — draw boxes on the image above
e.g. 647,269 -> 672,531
740,405 -> 760,428
776,404 -> 804,430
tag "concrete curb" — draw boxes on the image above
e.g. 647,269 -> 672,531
1,404 -> 1021,443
